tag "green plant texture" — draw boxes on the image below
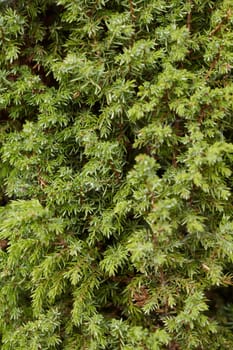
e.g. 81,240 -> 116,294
0,0 -> 233,349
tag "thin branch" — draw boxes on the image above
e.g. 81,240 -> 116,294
129,0 -> 136,22
210,22 -> 223,36
205,50 -> 221,80
186,0 -> 192,32
210,8 -> 232,36
172,151 -> 178,168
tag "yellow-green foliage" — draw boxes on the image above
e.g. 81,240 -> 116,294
0,0 -> 233,349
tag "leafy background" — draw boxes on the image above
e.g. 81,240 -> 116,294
0,0 -> 233,349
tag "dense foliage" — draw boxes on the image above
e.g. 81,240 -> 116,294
0,0 -> 233,348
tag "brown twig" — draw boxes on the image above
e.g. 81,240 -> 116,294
172,150 -> 178,168
210,9 -> 232,36
204,9 -> 232,82
186,0 -> 192,32
37,166 -> 48,188
210,22 -> 223,36
129,0 -> 136,21
197,105 -> 207,124
205,50 -> 221,80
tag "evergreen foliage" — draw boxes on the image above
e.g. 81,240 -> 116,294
0,0 -> 233,348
